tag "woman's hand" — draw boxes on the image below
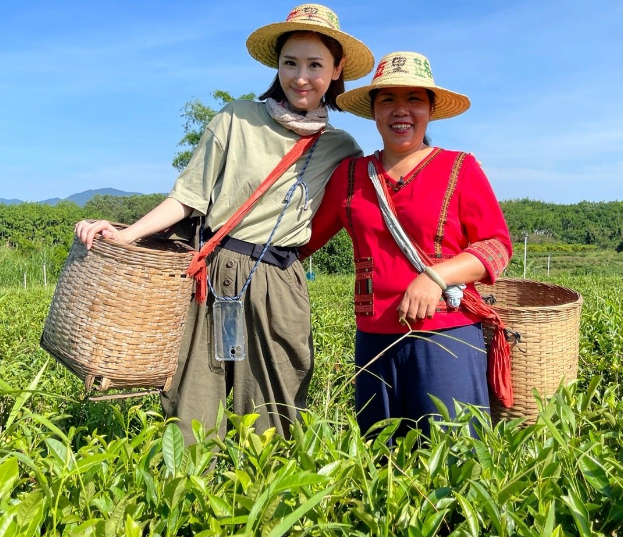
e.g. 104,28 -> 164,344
397,253 -> 489,323
74,220 -> 130,250
74,198 -> 193,251
397,274 -> 443,322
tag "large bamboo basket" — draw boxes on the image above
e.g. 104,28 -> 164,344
476,278 -> 583,424
41,225 -> 195,393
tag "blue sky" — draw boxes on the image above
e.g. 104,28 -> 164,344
2,0 -> 622,204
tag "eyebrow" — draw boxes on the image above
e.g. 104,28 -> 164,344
281,54 -> 325,61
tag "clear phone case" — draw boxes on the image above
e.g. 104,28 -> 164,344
213,299 -> 246,361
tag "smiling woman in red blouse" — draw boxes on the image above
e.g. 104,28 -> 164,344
300,51 -> 512,440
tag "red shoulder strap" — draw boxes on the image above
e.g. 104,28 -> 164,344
187,131 -> 323,303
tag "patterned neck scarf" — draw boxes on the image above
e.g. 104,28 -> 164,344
265,98 -> 328,136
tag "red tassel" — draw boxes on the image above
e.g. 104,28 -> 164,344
461,289 -> 514,408
488,326 -> 513,407
186,243 -> 218,304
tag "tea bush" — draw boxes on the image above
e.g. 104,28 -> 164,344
1,275 -> 622,536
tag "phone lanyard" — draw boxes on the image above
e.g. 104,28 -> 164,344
207,136 -> 319,302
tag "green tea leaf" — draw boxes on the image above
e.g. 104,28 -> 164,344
207,494 -> 233,518
15,490 -> 45,531
44,437 -> 74,471
455,491 -> 479,536
124,514 -> 142,537
272,472 -> 328,494
578,454 -> 611,497
0,458 -> 19,500
540,501 -> 556,537
427,439 -> 448,481
164,477 -> 188,511
162,423 -> 185,476
562,490 -> 592,537
3,359 -> 48,431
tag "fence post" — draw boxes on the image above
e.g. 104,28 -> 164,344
23,272 -> 27,289
523,233 -> 528,279
43,263 -> 47,287
547,255 -> 551,276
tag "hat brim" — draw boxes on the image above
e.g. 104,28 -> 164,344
246,21 -> 374,81
336,82 -> 471,120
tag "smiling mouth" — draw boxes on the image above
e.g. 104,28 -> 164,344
391,123 -> 412,131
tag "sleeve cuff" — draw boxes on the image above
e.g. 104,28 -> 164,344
466,239 -> 510,284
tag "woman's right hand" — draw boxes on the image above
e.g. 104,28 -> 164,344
74,220 -> 130,250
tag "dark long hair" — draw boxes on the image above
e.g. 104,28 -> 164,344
369,88 -> 436,145
258,31 -> 345,111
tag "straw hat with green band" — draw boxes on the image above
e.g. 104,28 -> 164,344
336,51 -> 471,120
246,4 -> 374,81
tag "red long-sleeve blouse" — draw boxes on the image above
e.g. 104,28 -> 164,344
300,149 -> 513,334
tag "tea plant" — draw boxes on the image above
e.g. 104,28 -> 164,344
1,275 -> 623,535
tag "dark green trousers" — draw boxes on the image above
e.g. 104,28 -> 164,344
161,247 -> 313,445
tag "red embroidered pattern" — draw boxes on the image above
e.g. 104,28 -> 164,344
384,148 -> 442,193
434,152 -> 466,257
354,257 -> 374,316
465,239 -> 510,278
345,159 -> 361,255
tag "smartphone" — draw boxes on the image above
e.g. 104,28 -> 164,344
213,299 -> 246,361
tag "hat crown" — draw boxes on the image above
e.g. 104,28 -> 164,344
285,4 -> 341,31
372,52 -> 435,87
335,50 -> 470,120
246,3 -> 374,81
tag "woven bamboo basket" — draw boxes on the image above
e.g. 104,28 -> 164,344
41,225 -> 195,393
476,278 -> 583,424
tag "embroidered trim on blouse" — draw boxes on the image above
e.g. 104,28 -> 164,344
465,238 -> 510,279
383,147 -> 442,192
345,158 -> 361,257
434,152 -> 467,257
354,257 -> 374,316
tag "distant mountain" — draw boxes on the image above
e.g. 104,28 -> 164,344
0,188 -> 142,207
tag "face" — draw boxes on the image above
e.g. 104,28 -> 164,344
372,87 -> 432,154
278,33 -> 344,113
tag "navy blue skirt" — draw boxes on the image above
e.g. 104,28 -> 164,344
354,323 -> 489,439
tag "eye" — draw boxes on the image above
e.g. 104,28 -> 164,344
310,61 -> 323,69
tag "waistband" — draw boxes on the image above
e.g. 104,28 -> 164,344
202,229 -> 299,269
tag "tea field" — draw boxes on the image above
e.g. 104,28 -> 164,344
1,274 -> 623,536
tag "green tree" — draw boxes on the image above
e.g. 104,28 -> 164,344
83,193 -> 166,224
500,199 -> 623,250
172,90 -> 256,171
0,202 -> 85,250
311,229 -> 354,275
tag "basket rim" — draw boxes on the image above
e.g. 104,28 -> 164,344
476,277 -> 583,311
83,220 -> 196,257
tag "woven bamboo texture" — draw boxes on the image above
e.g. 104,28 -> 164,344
41,227 -> 195,392
476,278 -> 583,424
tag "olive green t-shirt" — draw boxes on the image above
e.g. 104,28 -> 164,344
169,100 -> 361,247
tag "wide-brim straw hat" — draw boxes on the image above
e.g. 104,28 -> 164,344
246,4 -> 374,81
336,51 -> 471,120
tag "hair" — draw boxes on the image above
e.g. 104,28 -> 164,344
369,88 -> 436,145
258,31 -> 345,111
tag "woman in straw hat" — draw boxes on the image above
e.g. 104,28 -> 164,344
75,4 -> 373,444
300,51 -> 512,440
